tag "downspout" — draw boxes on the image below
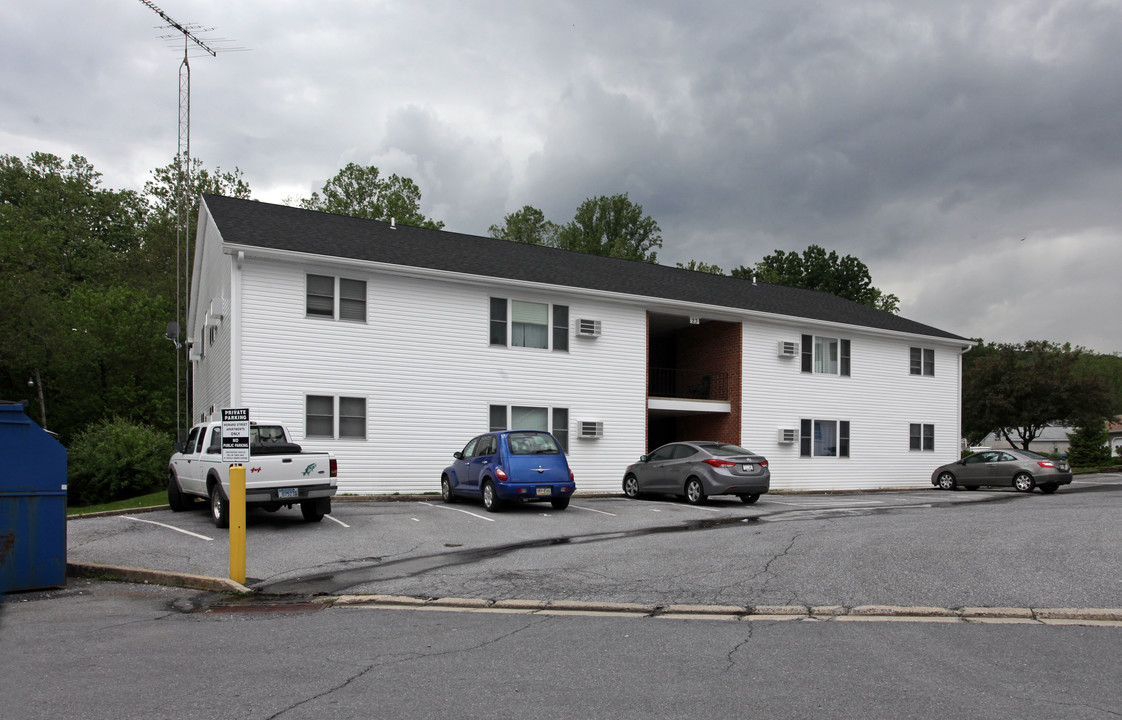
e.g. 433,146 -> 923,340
959,343 -> 973,453
230,250 -> 243,410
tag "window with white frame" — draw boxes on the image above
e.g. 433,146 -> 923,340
800,419 -> 850,457
489,297 -> 569,351
489,404 -> 569,450
909,423 -> 935,451
801,334 -> 851,376
306,274 -> 367,322
910,347 -> 935,376
306,395 -> 367,439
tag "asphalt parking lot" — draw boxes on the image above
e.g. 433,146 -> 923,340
65,474 -> 1122,613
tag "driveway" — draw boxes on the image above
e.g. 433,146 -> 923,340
65,474 -> 1122,612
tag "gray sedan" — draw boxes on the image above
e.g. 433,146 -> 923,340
931,449 -> 1073,493
623,441 -> 770,504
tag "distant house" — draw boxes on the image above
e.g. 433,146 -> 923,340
982,426 -> 1075,455
187,195 -> 973,495
1107,417 -> 1122,457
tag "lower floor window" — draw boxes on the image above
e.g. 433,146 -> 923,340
910,423 -> 935,451
306,395 -> 367,439
800,419 -> 850,457
489,404 -> 569,451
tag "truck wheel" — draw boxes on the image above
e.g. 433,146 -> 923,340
301,498 -> 328,522
168,472 -> 190,512
210,484 -> 230,529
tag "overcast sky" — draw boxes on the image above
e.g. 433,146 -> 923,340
4,1 -> 1121,353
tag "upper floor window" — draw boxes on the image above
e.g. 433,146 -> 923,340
910,347 -> 935,376
802,335 -> 851,376
307,274 -> 367,322
489,297 -> 568,352
909,423 -> 935,451
800,419 -> 850,458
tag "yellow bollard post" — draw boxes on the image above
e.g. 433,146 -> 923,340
229,464 -> 246,584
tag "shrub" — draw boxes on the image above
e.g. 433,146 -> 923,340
1065,422 -> 1111,468
68,417 -> 174,506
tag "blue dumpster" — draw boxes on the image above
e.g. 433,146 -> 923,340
0,402 -> 68,593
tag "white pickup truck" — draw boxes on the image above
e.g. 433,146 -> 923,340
168,421 -> 337,528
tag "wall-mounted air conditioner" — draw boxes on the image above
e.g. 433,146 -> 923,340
777,428 -> 798,444
579,421 -> 604,439
777,341 -> 799,357
577,319 -> 602,337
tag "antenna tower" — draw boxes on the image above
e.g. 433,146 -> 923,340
138,1 -> 239,441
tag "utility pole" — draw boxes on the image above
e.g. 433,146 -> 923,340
138,1 -> 237,442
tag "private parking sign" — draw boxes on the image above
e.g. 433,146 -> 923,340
221,408 -> 250,463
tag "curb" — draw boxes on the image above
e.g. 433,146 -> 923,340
62,567 -> 1122,625
67,562 -> 253,595
331,594 -> 1122,625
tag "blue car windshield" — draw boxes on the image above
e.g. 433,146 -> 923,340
508,432 -> 561,455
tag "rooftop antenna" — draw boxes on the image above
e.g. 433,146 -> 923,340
138,0 -> 243,442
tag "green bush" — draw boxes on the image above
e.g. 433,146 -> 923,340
68,417 -> 173,506
1066,422 -> 1111,468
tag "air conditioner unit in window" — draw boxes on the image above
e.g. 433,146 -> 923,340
777,428 -> 798,444
777,341 -> 799,357
577,319 -> 602,337
579,421 -> 603,439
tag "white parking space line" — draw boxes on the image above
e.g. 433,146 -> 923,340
122,515 -> 213,541
571,504 -> 617,516
766,499 -> 884,507
420,501 -> 496,522
325,514 -> 350,528
689,504 -> 723,513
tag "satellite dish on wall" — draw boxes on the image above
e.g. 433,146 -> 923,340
165,321 -> 182,349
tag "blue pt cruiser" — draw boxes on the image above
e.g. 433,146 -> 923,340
441,430 -> 575,512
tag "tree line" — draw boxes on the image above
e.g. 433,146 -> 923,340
2,152 -> 1119,504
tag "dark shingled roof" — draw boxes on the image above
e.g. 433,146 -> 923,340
202,194 -> 967,342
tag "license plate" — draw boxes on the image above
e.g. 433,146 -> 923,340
277,488 -> 299,499
742,464 -> 754,471
536,487 -> 552,496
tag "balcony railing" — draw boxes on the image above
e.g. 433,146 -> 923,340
648,368 -> 729,401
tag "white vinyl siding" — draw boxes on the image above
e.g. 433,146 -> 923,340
233,259 -> 645,493
745,324 -> 962,491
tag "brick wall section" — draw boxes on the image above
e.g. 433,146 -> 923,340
675,321 -> 742,444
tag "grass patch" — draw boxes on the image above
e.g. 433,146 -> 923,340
67,490 -> 168,516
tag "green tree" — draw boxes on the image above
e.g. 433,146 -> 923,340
1066,422 -> 1111,468
962,340 -> 1114,450
732,245 -> 900,313
300,163 -> 444,230
0,153 -> 147,436
676,260 -> 724,274
138,156 -> 253,296
556,193 -> 662,262
488,205 -> 559,245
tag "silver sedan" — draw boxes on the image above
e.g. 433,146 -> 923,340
623,441 -> 770,504
931,449 -> 1073,493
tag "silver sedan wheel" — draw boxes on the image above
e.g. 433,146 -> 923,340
685,478 -> 707,505
623,475 -> 640,499
937,472 -> 956,491
1013,472 -> 1035,492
